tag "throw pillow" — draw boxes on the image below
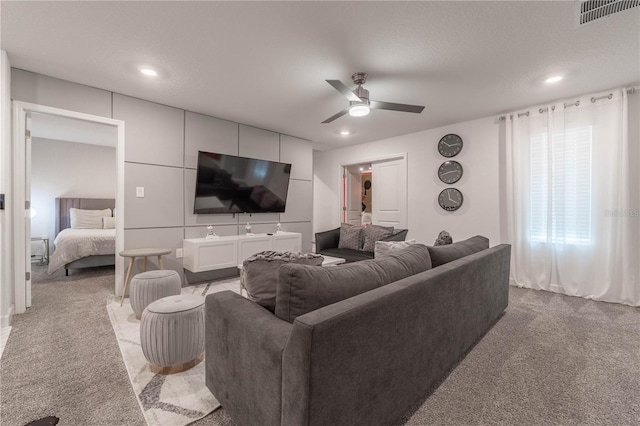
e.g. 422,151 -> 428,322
70,208 -> 112,229
374,239 -> 417,258
275,244 -> 432,323
427,235 -> 489,268
102,216 -> 116,229
434,230 -> 453,246
338,223 -> 363,250
362,224 -> 394,252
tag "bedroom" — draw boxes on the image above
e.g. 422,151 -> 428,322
29,113 -> 118,285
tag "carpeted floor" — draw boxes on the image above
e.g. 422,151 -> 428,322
2,265 -> 639,425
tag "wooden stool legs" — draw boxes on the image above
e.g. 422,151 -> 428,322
120,256 -> 136,306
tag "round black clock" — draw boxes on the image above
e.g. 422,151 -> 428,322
438,188 -> 463,211
438,134 -> 463,158
438,160 -> 463,184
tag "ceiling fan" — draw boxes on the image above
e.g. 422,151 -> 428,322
322,72 -> 425,123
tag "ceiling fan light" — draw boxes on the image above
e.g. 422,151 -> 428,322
349,104 -> 370,117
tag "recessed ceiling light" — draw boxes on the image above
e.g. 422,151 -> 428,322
545,75 -> 563,84
340,130 -> 351,136
140,68 -> 158,77
359,167 -> 364,171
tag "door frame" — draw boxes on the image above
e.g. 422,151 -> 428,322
338,152 -> 407,226
12,101 -> 125,314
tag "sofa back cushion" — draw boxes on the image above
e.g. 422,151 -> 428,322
275,244 -> 432,323
427,235 -> 489,268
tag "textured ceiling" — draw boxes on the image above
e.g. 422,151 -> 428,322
2,1 -> 638,150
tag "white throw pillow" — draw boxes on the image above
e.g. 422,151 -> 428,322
102,216 -> 116,229
374,239 -> 417,258
70,208 -> 112,229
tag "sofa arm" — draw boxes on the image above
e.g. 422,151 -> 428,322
315,228 -> 340,253
205,291 -> 292,426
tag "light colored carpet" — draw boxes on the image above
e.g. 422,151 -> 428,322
2,264 -> 639,426
106,280 -> 242,426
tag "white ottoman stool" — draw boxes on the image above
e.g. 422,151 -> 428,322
140,295 -> 205,374
130,270 -> 181,320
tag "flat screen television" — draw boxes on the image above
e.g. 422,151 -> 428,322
194,151 -> 292,214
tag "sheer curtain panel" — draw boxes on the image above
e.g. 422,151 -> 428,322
505,88 -> 639,306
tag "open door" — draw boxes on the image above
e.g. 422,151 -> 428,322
372,157 -> 407,228
343,167 -> 362,225
25,114 -> 32,308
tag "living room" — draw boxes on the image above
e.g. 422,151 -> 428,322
0,2 -> 639,426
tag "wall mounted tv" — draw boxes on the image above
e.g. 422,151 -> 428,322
194,151 -> 292,214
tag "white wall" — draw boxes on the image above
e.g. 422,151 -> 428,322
0,50 -> 13,328
30,137 -> 116,250
313,116 -> 503,246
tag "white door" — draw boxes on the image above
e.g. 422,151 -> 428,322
372,158 -> 407,228
25,114 -> 32,308
344,167 -> 362,225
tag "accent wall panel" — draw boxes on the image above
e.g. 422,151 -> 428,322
238,125 -> 279,162
184,169 -> 237,227
11,69 -> 112,118
279,179 -> 312,223
125,163 -> 183,229
124,227 -> 184,283
184,112 -> 239,169
280,135 -> 313,181
279,221 -> 313,253
113,94 -> 184,167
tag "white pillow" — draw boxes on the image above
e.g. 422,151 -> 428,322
374,239 -> 417,258
102,216 -> 116,229
70,208 -> 112,229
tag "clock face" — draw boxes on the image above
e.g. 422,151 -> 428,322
438,134 -> 463,158
438,161 -> 463,184
438,188 -> 463,211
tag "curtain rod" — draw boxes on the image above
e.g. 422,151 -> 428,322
499,86 -> 639,120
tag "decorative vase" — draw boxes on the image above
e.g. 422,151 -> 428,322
276,222 -> 282,233
245,222 -> 253,235
205,225 -> 218,239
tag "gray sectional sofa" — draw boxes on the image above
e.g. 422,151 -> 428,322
205,236 -> 511,426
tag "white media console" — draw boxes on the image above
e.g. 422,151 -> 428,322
183,232 -> 302,273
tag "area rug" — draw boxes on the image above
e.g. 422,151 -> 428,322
107,278 -> 242,426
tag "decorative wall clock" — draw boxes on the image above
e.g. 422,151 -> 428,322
438,160 -> 463,184
438,188 -> 463,211
437,134 -> 463,158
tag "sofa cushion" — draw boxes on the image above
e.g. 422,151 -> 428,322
319,248 -> 374,263
374,239 -> 417,258
338,223 -> 363,250
362,224 -> 394,252
243,251 -> 324,310
275,244 -> 432,323
427,235 -> 489,268
382,229 -> 408,242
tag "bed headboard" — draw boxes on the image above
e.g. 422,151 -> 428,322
55,198 -> 116,235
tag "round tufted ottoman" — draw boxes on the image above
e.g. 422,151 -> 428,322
140,295 -> 205,374
130,270 -> 181,320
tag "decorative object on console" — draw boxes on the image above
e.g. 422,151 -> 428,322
338,222 -> 363,250
276,222 -> 282,233
438,160 -> 463,184
129,270 -> 181,320
205,225 -> 218,239
434,230 -> 453,246
437,133 -> 463,158
245,222 -> 252,235
362,224 -> 394,252
438,188 -> 463,211
374,239 -> 417,258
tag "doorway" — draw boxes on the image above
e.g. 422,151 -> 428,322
340,154 -> 407,229
12,101 -> 125,314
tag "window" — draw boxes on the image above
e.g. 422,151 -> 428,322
529,126 -> 592,245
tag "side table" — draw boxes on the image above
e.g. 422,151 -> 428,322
30,236 -> 50,265
119,248 -> 172,306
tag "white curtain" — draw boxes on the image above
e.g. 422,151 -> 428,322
506,88 -> 639,306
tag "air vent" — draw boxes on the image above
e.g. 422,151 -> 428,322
578,0 -> 639,25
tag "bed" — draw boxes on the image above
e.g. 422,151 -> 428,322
48,198 -> 116,276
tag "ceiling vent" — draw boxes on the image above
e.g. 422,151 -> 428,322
577,0 -> 639,25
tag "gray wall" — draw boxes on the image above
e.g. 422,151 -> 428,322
11,69 -> 313,284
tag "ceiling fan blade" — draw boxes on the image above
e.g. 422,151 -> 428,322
322,107 -> 350,124
326,80 -> 362,102
370,100 -> 425,114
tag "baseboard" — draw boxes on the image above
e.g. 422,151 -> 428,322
1,304 -> 14,328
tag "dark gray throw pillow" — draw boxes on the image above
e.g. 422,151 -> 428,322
427,235 -> 489,268
338,223 -> 363,250
275,244 -> 432,323
362,224 -> 394,252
